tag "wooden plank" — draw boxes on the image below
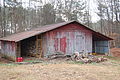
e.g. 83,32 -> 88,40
39,39 -> 42,57
16,42 -> 21,57
36,35 -> 43,58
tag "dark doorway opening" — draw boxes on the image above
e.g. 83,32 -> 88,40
21,36 -> 36,57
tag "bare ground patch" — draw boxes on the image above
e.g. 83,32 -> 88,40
0,58 -> 120,80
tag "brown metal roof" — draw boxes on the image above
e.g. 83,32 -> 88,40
0,20 -> 113,42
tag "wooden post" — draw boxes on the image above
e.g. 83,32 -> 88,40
16,42 -> 21,57
36,35 -> 43,58
108,41 -> 111,56
36,35 -> 38,55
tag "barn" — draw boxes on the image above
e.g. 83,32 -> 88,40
0,21 -> 112,61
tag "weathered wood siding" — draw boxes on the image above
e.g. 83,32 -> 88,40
0,41 -> 1,52
42,23 -> 92,56
1,41 -> 16,60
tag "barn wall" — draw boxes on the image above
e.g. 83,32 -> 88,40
42,23 -> 92,56
94,41 -> 109,53
1,41 -> 16,61
0,41 -> 1,53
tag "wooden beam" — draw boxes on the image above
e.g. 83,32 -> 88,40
36,35 -> 43,58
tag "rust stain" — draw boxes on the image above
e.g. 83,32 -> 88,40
60,37 -> 66,53
54,38 -> 58,51
43,23 -> 93,54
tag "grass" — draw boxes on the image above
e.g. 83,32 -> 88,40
24,60 -> 40,62
0,60 -> 120,80
103,56 -> 120,60
68,61 -> 84,64
0,63 -> 18,66
0,56 -> 120,80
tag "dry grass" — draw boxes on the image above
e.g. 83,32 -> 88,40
0,57 -> 120,80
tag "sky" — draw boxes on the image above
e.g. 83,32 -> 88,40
0,0 -> 100,23
88,0 -> 100,22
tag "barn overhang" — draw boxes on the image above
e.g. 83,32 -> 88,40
92,32 -> 113,41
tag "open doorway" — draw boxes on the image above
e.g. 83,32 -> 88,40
21,36 -> 36,57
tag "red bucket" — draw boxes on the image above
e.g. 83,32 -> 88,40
17,57 -> 23,62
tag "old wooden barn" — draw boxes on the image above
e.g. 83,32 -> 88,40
0,21 -> 112,61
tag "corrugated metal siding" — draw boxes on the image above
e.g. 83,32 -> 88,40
0,41 -> 1,53
0,41 -> 1,50
95,41 -> 109,53
42,23 -> 92,56
85,32 -> 92,53
1,41 -> 16,60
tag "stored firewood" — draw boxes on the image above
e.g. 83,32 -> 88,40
47,53 -> 66,60
98,57 -> 107,62
91,58 -> 99,63
81,58 -> 92,63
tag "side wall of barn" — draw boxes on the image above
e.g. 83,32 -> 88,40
0,41 -> 16,61
94,41 -> 109,53
42,23 -> 92,57
0,41 -> 1,53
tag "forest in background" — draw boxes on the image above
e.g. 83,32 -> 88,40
0,0 -> 120,48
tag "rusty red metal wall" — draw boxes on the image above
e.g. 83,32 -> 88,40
1,41 -> 16,60
42,23 -> 92,56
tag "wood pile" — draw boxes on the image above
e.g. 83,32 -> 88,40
72,52 -> 107,63
47,52 -> 107,63
22,39 -> 36,56
47,52 -> 66,59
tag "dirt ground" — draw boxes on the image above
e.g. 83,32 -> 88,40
0,56 -> 13,63
110,48 -> 120,57
0,58 -> 120,80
